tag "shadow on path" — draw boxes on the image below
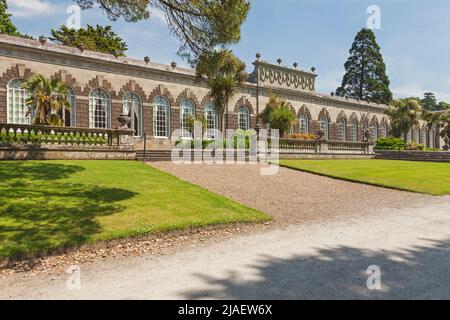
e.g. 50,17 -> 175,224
183,239 -> 450,299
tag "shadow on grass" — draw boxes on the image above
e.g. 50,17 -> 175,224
0,162 -> 137,259
182,238 -> 450,299
0,161 -> 86,181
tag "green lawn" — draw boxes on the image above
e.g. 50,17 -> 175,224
0,161 -> 269,259
280,159 -> 450,196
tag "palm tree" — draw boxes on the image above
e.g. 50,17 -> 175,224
23,74 -> 71,126
267,100 -> 296,137
195,49 -> 247,135
385,98 -> 422,142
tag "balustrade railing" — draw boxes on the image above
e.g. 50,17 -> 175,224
271,138 -> 370,154
0,123 -> 134,148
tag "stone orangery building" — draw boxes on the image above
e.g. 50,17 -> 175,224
0,34 -> 441,149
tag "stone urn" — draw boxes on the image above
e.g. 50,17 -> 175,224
117,113 -> 131,130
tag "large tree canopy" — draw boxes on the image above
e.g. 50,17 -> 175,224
335,28 -> 392,105
50,24 -> 128,56
0,0 -> 18,36
75,0 -> 250,63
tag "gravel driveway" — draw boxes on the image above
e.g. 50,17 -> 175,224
2,198 -> 450,299
150,162 -> 441,226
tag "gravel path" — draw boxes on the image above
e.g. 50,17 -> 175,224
150,162 -> 443,226
2,199 -> 450,299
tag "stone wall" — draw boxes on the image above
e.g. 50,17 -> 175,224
0,34 -> 430,146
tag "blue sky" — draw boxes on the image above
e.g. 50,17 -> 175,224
6,0 -> 450,101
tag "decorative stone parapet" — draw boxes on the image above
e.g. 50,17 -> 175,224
249,60 -> 317,93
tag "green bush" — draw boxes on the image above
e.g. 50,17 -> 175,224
374,137 -> 405,150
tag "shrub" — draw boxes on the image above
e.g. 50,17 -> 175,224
286,133 -> 316,140
374,137 -> 405,150
406,143 -> 425,151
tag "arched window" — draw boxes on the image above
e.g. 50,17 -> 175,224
62,86 -> 76,127
299,113 -> 308,134
406,128 -> 412,143
338,118 -> 347,141
414,127 -> 420,143
350,119 -> 358,142
319,115 -> 329,140
7,79 -> 31,124
428,128 -> 435,148
89,88 -> 111,129
370,123 -> 378,143
123,92 -> 143,136
421,127 -> 427,145
180,99 -> 195,138
204,102 -> 218,139
380,123 -> 388,138
238,106 -> 249,131
153,96 -> 170,138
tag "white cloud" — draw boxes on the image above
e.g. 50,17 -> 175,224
7,0 -> 56,17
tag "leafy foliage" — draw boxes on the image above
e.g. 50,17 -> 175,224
335,28 -> 392,105
421,92 -> 437,111
22,74 -> 71,126
0,0 -> 18,36
260,95 -> 295,137
196,49 -> 247,134
50,24 -> 128,56
385,98 -> 422,140
374,137 -> 406,150
75,0 -> 250,63
268,100 -> 296,138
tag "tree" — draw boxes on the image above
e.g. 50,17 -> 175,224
50,24 -> 128,56
335,28 -> 392,105
439,112 -> 450,149
260,95 -> 295,137
23,74 -> 71,126
421,92 -> 437,111
436,101 -> 450,111
260,94 -> 279,125
0,0 -> 18,36
385,98 -> 422,142
195,49 -> 247,135
268,101 -> 296,138
75,0 -> 250,63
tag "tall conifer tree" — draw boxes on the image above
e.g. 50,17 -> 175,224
335,28 -> 392,105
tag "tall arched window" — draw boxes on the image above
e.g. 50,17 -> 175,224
406,128 -> 412,143
380,123 -> 388,138
299,113 -> 308,134
370,123 -> 378,143
153,96 -> 170,138
204,102 -> 218,139
428,128 -> 435,148
351,119 -> 358,142
338,118 -> 346,141
123,92 -> 143,136
7,79 -> 31,124
62,86 -> 76,127
238,106 -> 249,131
180,99 -> 195,138
414,127 -> 420,143
89,88 -> 111,129
319,115 -> 329,140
